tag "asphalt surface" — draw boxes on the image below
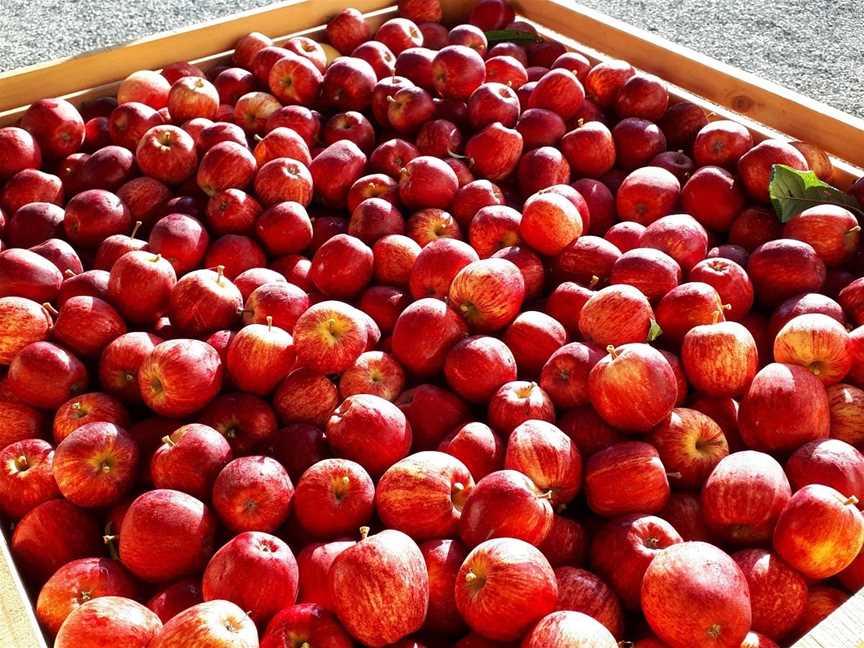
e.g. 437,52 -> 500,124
0,0 -> 861,118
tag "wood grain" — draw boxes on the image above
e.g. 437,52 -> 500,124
0,529 -> 47,648
792,589 -> 864,648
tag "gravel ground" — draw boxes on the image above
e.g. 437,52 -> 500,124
0,0 -> 861,118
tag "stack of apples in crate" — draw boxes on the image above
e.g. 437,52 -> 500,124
2,0 -> 864,646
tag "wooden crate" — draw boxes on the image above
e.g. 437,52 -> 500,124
0,1 -> 862,646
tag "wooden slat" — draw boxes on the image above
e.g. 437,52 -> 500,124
515,0 -> 864,172
0,530 -> 47,648
792,589 -> 864,648
0,0 -> 397,112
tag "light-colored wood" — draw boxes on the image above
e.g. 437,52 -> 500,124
792,589 -> 864,648
515,0 -> 864,172
0,0 -> 397,112
0,530 -> 47,648
522,16 -> 862,190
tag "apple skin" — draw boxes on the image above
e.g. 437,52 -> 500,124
522,610 -> 617,647
225,320 -> 295,396
242,281 -> 309,331
274,368 -> 339,427
36,557 -> 139,636
641,541 -> 751,648
688,257 -> 754,321
456,537 -> 557,641
0,126 -> 42,180
146,578 -> 203,624
150,423 -> 233,500
293,300 -> 368,375
732,548 -> 807,641
503,311 -> 566,376
680,165 -> 746,233
786,438 -> 864,503
329,528 -> 428,646
326,8 -> 370,54
254,157 -> 314,207
119,489 -> 216,583
202,531 -> 298,624
539,514 -> 586,568
6,202 -> 65,249
444,335 -> 517,403
320,56 -> 377,112
139,339 -> 223,418
554,235 -> 621,287
737,138 -> 808,202
261,603 -> 353,648
294,458 -> 374,538
448,258 -> 525,332
7,340 -> 89,410
588,344 -> 676,432
54,596 -> 161,648
51,295 -> 127,358
654,282 -> 723,344
398,155 -> 459,210
464,122 -> 523,182
196,141 -> 256,196
610,248 -> 681,303
392,298 -> 468,377
135,124 -> 197,185
0,296 -> 52,364
458,469 -> 553,548
585,442 -> 671,517
98,332 -> 163,405
615,72 -> 668,119
148,213 -> 210,275
296,539 -> 354,611
376,451 -> 474,541
53,421 -> 138,507
431,45 -> 486,101
211,454 -> 293,533
0,398 -> 45,451
149,600 -> 258,648
555,567 -> 620,638
487,380 -> 555,435
268,52 -> 323,105
773,313 -> 851,384
692,119 -> 753,168
438,421 -> 503,479
505,420 -> 581,507
782,205 -> 859,267
768,292 -> 845,339
611,117 -> 667,170
338,350 -> 405,400
0,438 -> 59,520
577,284 -> 653,347
326,394 -> 412,477
738,362 -> 830,452
408,238 -> 477,299
309,232 -> 373,299
701,450 -> 791,545
681,319 -> 758,398
615,166 -> 679,226
773,483 -> 864,579
58,269 -> 111,306
794,586 -> 849,638
21,98 -> 85,160
417,538 -> 468,635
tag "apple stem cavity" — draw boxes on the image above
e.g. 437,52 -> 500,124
14,455 -> 29,471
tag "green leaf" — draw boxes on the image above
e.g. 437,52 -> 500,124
484,29 -> 544,44
647,319 -> 663,342
769,164 -> 864,223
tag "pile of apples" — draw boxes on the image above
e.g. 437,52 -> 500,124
2,0 -> 864,646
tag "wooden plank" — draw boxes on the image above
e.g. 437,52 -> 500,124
0,529 -> 47,648
792,589 -> 864,648
515,0 -> 864,172
0,0 -> 397,112
523,18 -> 862,190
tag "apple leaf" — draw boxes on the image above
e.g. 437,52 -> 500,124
769,164 -> 864,223
484,29 -> 544,44
647,319 -> 663,342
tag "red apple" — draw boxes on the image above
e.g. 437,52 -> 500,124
0,126 -> 42,180
274,368 -> 339,427
7,341 -> 88,409
212,455 -> 293,533
243,281 -> 309,330
149,600 -> 257,648
327,8 -> 370,54
21,98 -> 85,160
649,407 -> 729,489
0,438 -> 59,520
261,603 -> 353,648
448,258 -> 524,332
438,421 -> 503,480
464,121 -> 523,181
432,45 -> 486,100
329,528 -> 428,645
738,139 -> 808,202
150,423 -> 232,499
0,296 -> 51,364
234,90 -> 282,134
293,300 -> 367,374
293,457 -> 374,538
98,332 -> 163,405
702,450 -> 791,545
139,339 -> 223,418
135,124 -> 197,185
455,537 -> 556,641
585,442 -> 670,516
148,213 -> 209,274
555,567 -> 623,638
773,313 -> 851,384
55,596 -> 161,648
681,165 -> 746,232
692,119 -> 753,167
146,578 -> 203,624
688,257 -> 754,321
505,419 -> 581,507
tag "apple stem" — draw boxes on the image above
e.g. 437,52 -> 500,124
266,315 -> 273,332
130,220 -> 143,239
576,118 -> 584,127
845,495 -> 859,506
237,307 -> 252,315
448,150 -> 468,160
299,643 -> 311,648
340,475 -> 350,489
453,482 -> 464,494
464,572 -> 477,584
589,275 -> 600,289
63,268 -> 77,278
42,303 -> 59,317
103,534 -> 117,544
540,490 -> 554,500
161,435 -> 175,447
606,345 -> 619,360
216,265 -> 225,285
711,309 -> 725,324
666,471 -> 682,479
14,455 -> 28,471
152,253 -> 162,263
359,526 -> 370,541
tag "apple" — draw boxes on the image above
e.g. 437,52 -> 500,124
748,239 -> 826,306
326,8 -> 370,54
353,40 -> 397,79
679,318 -> 757,401
7,341 -> 88,409
504,419 -> 581,507
150,423 -> 232,499
292,457 -> 374,538
681,165 -> 746,232
448,258 -> 524,332
555,567 -> 623,638
273,368 -> 339,426
223,320 -> 294,396
0,398 -> 45,449
610,248 -> 681,302
338,350 -> 405,401
464,121 -> 522,181
52,421 -> 137,507
585,442 -> 671,516
436,423 -> 501,481
416,538 -> 468,635
795,586 -> 850,639
588,344 -> 676,432
441,335 -> 516,404
371,234 -> 420,287
455,537 -> 556,641
728,206 -> 782,252
467,204 -> 521,258
195,141 -> 256,197
459,469 -> 553,547
516,148 -> 571,198
326,393 -> 412,477
21,98 -> 85,159
0,437 -> 59,520
614,72 -> 668,120
611,117 -> 667,169
61,188 -> 131,248
329,528 -> 427,645
5,201 -> 65,248
296,539 -> 354,611
577,284 -> 653,348
347,197 -> 403,244
347,173 -> 399,212
211,455 -> 293,534
0,126 -> 42,180
107,102 -> 165,152
640,215 -> 708,273
702,450 -> 791,545
234,90 -> 282,135
135,124 -> 197,184
0,296 -> 52,364
147,213 -> 209,274
138,339 -> 223,418
467,82 -> 519,130
773,313 -> 851,384
242,281 -> 309,330
738,362 -> 829,452
518,191 -> 581,256
292,300 -> 367,374
149,600 -> 257,648
36,557 -> 139,635
261,603 -> 353,648
738,139 -> 808,202
198,392 -> 277,455
98,332 -> 163,405
1,168 -> 63,214
559,121 -> 615,178
105,250 -> 176,325
376,17 -> 423,54
54,596 -> 161,648
641,542 -> 751,648
692,119 -> 753,167
146,579 -> 202,624
431,45 -> 486,101
649,408 -> 729,490
604,221 -> 645,252
254,200 -> 314,256
266,422 -> 330,485
522,610 -> 618,647
503,311 -> 566,376
768,292 -> 845,339
202,531 -> 298,624
688,257 -> 754,321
